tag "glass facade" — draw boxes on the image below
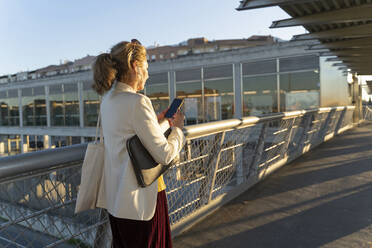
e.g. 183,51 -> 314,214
22,87 -> 46,126
176,68 -> 203,125
280,71 -> 320,112
204,65 -> 234,121
64,83 -> 79,126
0,91 -> 7,126
0,134 -> 21,157
50,83 -> 79,126
49,84 -> 64,126
52,136 -> 81,148
83,80 -> 99,127
176,81 -> 203,125
242,55 -> 320,116
0,90 -> 20,126
145,72 -> 169,114
0,53 -> 323,155
175,65 -> 234,124
243,75 -> 277,116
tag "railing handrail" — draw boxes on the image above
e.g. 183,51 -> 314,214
0,106 -> 355,182
184,106 -> 354,139
0,143 -> 87,182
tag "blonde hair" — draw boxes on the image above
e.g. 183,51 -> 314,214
92,40 -> 147,95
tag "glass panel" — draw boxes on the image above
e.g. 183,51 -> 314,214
64,84 -> 79,126
204,64 -> 232,79
27,135 -> 45,151
83,80 -> 99,127
147,72 -> 168,85
52,136 -> 81,148
22,88 -> 33,126
50,85 -> 64,126
176,68 -> 201,82
0,134 -> 21,156
242,59 -> 276,75
280,71 -> 320,111
176,81 -> 203,125
243,75 -> 277,116
279,55 -> 319,72
8,90 -> 19,126
204,79 -> 234,121
50,83 -> 79,126
146,84 -> 169,114
34,87 -> 46,126
0,91 -> 8,126
82,80 -> 94,91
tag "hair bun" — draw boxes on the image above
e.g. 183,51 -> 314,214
92,53 -> 118,95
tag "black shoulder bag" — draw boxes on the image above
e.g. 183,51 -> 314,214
126,128 -> 175,187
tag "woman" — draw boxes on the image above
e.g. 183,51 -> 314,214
93,40 -> 185,248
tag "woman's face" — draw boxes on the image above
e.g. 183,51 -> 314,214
136,60 -> 149,91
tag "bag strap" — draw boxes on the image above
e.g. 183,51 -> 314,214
95,109 -> 103,144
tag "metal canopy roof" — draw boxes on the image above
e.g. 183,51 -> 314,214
237,0 -> 372,75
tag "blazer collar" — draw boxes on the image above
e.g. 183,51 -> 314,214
114,81 -> 136,93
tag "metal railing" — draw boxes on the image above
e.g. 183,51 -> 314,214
363,105 -> 372,121
0,106 -> 356,247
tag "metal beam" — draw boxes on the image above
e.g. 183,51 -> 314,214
330,48 -> 372,53
293,23 -> 372,40
341,65 -> 372,69
332,63 -> 346,67
320,50 -> 372,57
308,37 -> 372,50
271,4 -> 372,28
351,69 -> 370,72
325,57 -> 342,62
341,58 -> 372,63
305,47 -> 329,52
328,55 -> 372,61
237,0 -> 319,10
346,65 -> 372,69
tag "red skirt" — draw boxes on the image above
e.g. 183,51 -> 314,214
108,190 -> 172,248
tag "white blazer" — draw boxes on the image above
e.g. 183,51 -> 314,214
96,82 -> 185,220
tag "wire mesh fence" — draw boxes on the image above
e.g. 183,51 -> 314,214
0,107 -> 355,247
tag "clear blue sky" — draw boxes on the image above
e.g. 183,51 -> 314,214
0,0 -> 305,76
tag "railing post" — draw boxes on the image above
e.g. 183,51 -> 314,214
246,122 -> 268,180
334,108 -> 346,134
202,132 -> 226,204
319,109 -> 335,141
297,114 -> 312,155
236,139 -> 244,185
280,117 -> 296,159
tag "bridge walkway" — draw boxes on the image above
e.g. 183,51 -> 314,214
174,122 -> 372,248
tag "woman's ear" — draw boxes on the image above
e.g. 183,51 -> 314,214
131,61 -> 138,73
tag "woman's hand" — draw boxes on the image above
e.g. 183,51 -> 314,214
157,108 -> 169,123
170,110 -> 184,129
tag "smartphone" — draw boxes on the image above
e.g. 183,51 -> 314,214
165,98 -> 184,118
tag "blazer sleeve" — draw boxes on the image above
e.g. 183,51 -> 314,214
133,95 -> 185,165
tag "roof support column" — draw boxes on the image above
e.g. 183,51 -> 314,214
233,63 -> 242,118
352,74 -> 362,123
168,71 -> 176,102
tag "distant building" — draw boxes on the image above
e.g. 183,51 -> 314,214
70,55 -> 96,72
146,36 -> 279,61
0,36 -> 279,84
0,75 -> 8,84
35,63 -> 70,78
